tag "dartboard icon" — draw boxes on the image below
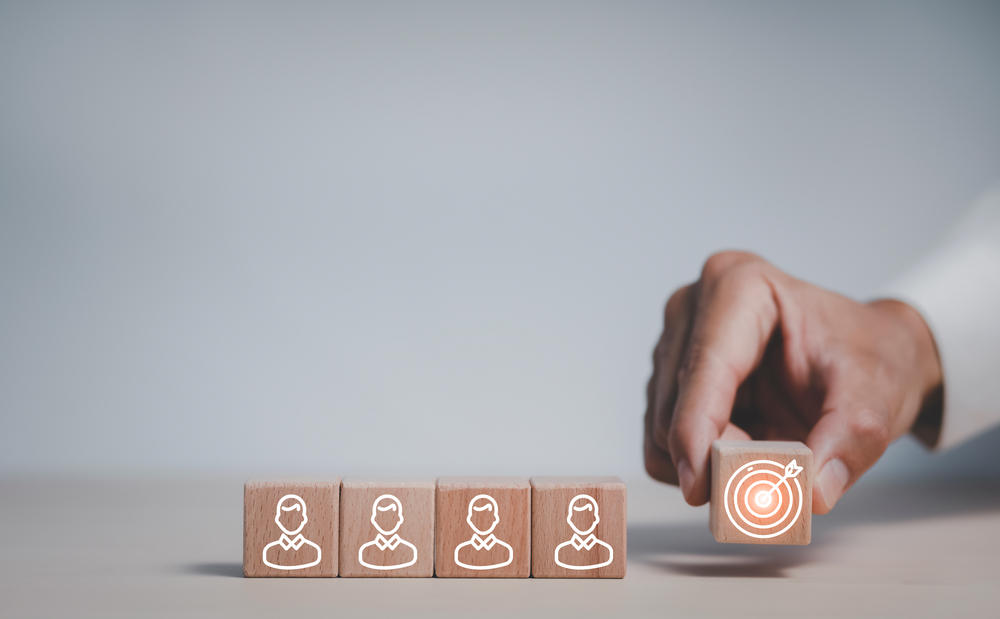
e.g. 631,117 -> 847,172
723,459 -> 804,539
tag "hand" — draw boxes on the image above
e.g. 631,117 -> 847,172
643,252 -> 943,513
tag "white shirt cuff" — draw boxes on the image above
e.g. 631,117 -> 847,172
884,185 -> 1000,450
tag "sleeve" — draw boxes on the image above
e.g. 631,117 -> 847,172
884,183 -> 1000,450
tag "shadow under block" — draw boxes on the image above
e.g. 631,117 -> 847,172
339,476 -> 435,577
710,440 -> 813,545
243,477 -> 341,577
435,477 -> 531,578
529,476 -> 627,578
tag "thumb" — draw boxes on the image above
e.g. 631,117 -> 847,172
806,372 -> 892,514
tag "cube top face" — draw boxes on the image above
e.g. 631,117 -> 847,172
244,478 -> 341,577
710,441 -> 812,545
530,476 -> 624,488
530,476 -> 627,579
339,476 -> 435,577
435,477 -> 531,578
714,440 -> 810,453
342,475 -> 436,488
247,475 -> 342,483
436,476 -> 531,489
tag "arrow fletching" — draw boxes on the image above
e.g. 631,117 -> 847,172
784,459 -> 803,478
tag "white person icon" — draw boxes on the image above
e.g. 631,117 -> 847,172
262,494 -> 322,570
357,494 -> 418,570
554,494 -> 614,570
454,494 -> 514,570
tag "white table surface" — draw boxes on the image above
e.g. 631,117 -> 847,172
2,474 -> 998,618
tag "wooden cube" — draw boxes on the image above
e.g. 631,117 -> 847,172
338,476 -> 435,577
710,441 -> 812,545
529,476 -> 627,578
243,476 -> 341,577
435,477 -> 531,578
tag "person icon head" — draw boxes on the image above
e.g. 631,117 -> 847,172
274,494 -> 308,536
566,494 -> 600,536
370,494 -> 404,536
466,494 -> 500,536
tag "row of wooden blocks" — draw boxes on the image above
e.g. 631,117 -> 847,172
244,476 -> 627,578
243,440 -> 813,578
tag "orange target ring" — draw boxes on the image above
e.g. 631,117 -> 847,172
723,459 -> 803,539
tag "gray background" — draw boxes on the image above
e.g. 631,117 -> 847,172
2,0 -> 999,481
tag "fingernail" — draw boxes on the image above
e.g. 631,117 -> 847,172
677,459 -> 694,500
817,458 -> 850,510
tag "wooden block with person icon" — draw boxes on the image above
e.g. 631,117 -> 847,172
529,476 -> 627,578
338,476 -> 436,577
709,440 -> 813,545
435,477 -> 531,578
243,476 -> 341,577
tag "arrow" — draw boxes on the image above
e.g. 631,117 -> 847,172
764,459 -> 803,497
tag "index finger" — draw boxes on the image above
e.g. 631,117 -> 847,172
667,253 -> 780,505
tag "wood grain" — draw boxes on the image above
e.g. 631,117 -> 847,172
530,476 -> 626,578
709,441 -> 812,545
339,476 -> 435,577
243,476 -> 340,577
435,477 -> 530,578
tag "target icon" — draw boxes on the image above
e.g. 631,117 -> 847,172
723,459 -> 804,540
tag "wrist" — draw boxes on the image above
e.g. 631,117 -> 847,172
868,299 -> 944,444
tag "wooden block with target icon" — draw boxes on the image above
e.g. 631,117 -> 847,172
709,441 -> 812,545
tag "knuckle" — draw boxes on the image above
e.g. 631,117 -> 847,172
676,343 -> 723,387
701,251 -> 762,283
701,256 -> 774,307
663,284 -> 693,322
720,261 -> 769,292
701,251 -> 736,281
676,347 -> 700,384
848,409 -> 891,451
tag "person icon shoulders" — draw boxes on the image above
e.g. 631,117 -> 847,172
554,494 -> 613,570
454,494 -> 514,570
358,494 -> 418,570
263,494 -> 322,570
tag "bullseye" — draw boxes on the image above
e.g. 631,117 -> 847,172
755,490 -> 772,508
740,476 -> 783,520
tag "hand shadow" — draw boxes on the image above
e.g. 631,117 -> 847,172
629,521 -> 814,578
630,476 -> 1000,579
